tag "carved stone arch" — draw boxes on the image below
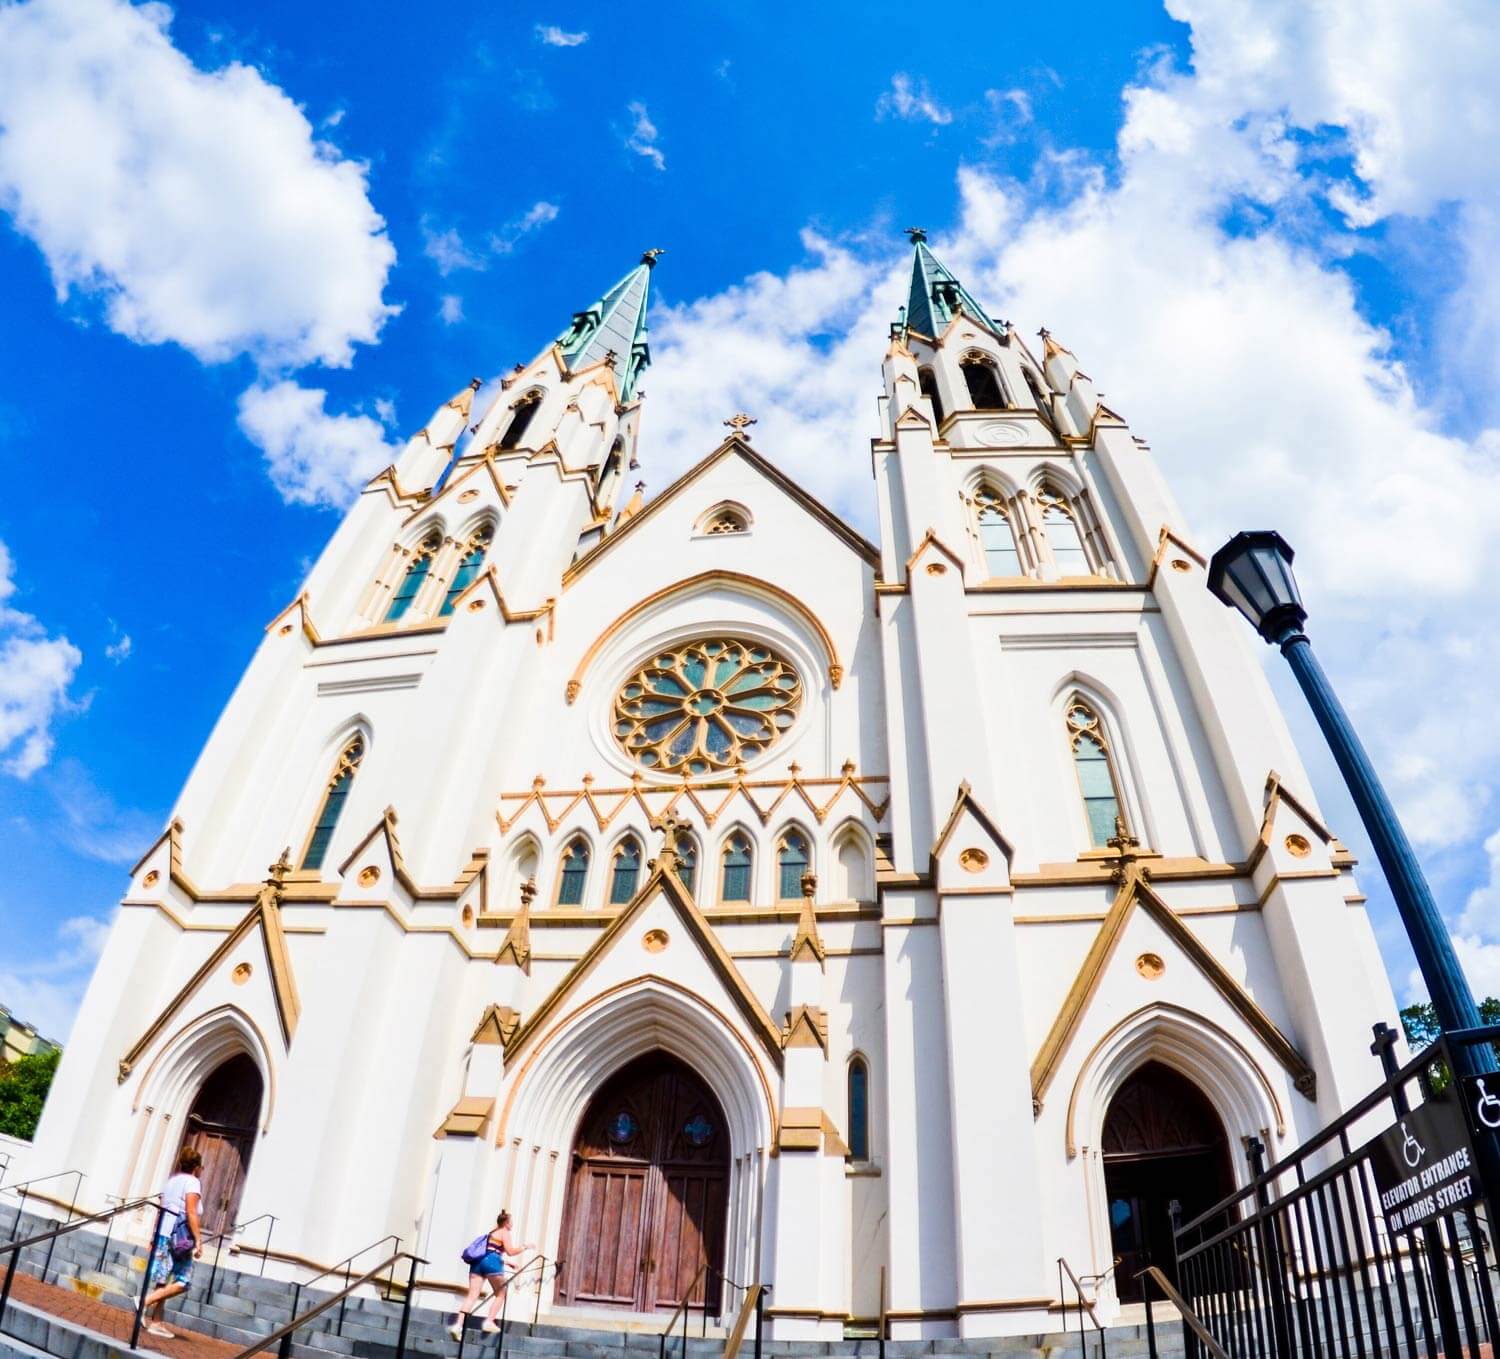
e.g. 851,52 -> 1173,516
290,716 -> 372,871
1050,674 -> 1153,850
1066,1002 -> 1284,1160
961,464 -> 1024,502
452,505 -> 499,542
828,819 -> 874,901
496,976 -> 775,1301
503,831 -> 542,904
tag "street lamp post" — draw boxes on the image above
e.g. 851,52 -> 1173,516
1206,530 -> 1484,1046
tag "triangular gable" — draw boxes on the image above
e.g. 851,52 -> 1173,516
117,889 -> 301,1081
503,864 -> 784,1070
1029,870 -> 1314,1109
399,452 -> 512,529
931,782 -> 1014,890
563,437 -> 880,586
130,819 -> 198,897
905,528 -> 969,580
338,807 -> 420,897
1262,771 -> 1335,845
264,593 -> 321,646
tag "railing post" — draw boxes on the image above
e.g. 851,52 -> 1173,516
496,1269 -> 509,1359
394,1254 -> 422,1359
533,1258 -> 547,1330
1248,1137 -> 1295,1359
262,1216 -> 275,1276
41,1174 -> 80,1283
754,1283 -> 764,1359
96,1208 -> 114,1273
209,1229 -> 226,1300
1169,1201 -> 1198,1359
1143,1273 -> 1159,1359
878,1264 -> 886,1359
129,1201 -> 168,1351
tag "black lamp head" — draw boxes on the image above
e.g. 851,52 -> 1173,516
1207,530 -> 1308,643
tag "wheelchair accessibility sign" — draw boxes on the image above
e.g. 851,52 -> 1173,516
1463,1075 -> 1500,1131
1363,1092 -> 1479,1234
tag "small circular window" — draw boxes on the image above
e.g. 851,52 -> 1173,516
613,638 -> 802,775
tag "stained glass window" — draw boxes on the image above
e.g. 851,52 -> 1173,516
301,736 -> 365,871
677,837 -> 698,898
613,639 -> 802,775
721,833 -> 753,903
439,523 -> 494,617
777,830 -> 810,900
610,836 -> 642,904
1068,701 -> 1124,848
385,531 -> 442,622
848,1057 -> 869,1161
977,497 -> 1022,578
557,837 -> 590,906
1040,491 -> 1090,575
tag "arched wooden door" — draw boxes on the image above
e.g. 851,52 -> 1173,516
1102,1061 -> 1234,1300
557,1052 -> 729,1315
178,1053 -> 263,1236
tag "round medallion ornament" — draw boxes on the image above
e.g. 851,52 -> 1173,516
1284,833 -> 1311,858
232,962 -> 253,986
958,847 -> 989,873
608,1111 -> 639,1144
642,928 -> 669,953
358,865 -> 381,887
613,639 -> 802,775
1135,952 -> 1165,980
142,869 -> 160,888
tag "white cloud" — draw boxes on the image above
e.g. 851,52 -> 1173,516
0,0 -> 397,371
535,24 -> 587,47
422,222 -> 485,276
492,201 -> 559,253
0,541 -> 82,779
104,621 -> 131,663
876,73 -> 952,126
41,758 -> 160,865
648,0 -> 1500,1003
983,88 -> 1033,145
624,101 -> 665,171
237,381 -> 399,509
0,910 -> 113,1042
439,294 -> 464,326
423,202 -> 559,276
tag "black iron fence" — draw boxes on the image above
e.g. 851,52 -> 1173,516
1170,1023 -> 1500,1359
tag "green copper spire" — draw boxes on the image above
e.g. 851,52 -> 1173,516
556,249 -> 660,401
902,227 -> 997,338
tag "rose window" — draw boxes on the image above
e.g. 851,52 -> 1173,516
613,639 -> 802,774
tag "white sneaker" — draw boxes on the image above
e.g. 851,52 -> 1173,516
481,1321 -> 501,1334
447,1322 -> 463,1341
146,1325 -> 175,1339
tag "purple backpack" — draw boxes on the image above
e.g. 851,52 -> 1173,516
461,1234 -> 491,1266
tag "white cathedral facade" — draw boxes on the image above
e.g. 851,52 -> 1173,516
28,237 -> 1402,1338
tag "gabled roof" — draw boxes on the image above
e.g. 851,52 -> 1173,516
556,251 -> 659,402
563,434 -> 880,584
501,860 -> 784,1070
903,234 -> 999,338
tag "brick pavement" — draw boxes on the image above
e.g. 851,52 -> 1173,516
6,1270 -> 242,1359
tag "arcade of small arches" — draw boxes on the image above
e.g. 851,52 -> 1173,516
362,515 -> 499,631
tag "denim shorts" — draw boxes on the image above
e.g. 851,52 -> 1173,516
471,1250 -> 505,1279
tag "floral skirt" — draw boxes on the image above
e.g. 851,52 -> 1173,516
149,1234 -> 193,1289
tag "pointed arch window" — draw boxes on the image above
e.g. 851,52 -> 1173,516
1067,700 -> 1125,848
301,735 -> 365,871
847,1056 -> 870,1161
499,392 -> 541,450
975,492 -> 1023,578
1039,487 -> 1090,575
961,356 -> 1007,411
556,836 -> 591,906
609,836 -> 643,905
721,832 -> 753,903
439,523 -> 494,617
918,368 -> 945,425
1023,367 -> 1050,413
777,829 -> 811,900
385,529 -> 443,623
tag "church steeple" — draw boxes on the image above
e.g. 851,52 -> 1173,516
901,227 -> 997,338
556,249 -> 660,402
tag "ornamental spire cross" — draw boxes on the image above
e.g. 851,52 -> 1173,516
724,413 -> 757,437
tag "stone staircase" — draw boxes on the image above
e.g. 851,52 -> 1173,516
0,1205 -> 1185,1359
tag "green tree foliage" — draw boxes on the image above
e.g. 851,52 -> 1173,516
0,1048 -> 60,1140
1400,998 -> 1500,1052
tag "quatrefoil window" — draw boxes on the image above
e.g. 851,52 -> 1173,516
613,639 -> 802,774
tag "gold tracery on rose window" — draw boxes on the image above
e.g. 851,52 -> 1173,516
613,638 -> 802,775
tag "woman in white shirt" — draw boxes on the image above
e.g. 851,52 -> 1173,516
141,1146 -> 204,1339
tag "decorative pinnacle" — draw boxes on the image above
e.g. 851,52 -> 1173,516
724,412 -> 757,436
268,848 -> 292,887
904,226 -> 928,244
641,248 -> 665,268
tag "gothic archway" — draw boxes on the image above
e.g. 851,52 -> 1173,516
177,1053 -> 264,1235
556,1051 -> 730,1315
1102,1061 -> 1233,1301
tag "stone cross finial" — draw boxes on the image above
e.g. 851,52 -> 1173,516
1106,817 -> 1145,885
641,248 -> 665,267
724,413 -> 757,436
904,226 -> 928,244
268,848 -> 292,888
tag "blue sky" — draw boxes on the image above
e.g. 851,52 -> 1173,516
2,0 -> 1500,1041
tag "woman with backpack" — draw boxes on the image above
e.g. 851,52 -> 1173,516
447,1210 -> 534,1341
141,1146 -> 205,1339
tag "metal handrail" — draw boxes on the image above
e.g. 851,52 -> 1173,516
288,1232 -> 401,1338
2,1168 -> 83,1279
1058,1256 -> 1109,1359
454,1253 -> 562,1359
722,1282 -> 766,1359
232,1250 -> 426,1359
205,1212 -> 279,1295
1137,1265 -> 1231,1359
659,1260 -> 709,1359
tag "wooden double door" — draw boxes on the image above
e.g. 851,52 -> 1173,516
1102,1061 -> 1234,1301
558,1052 -> 729,1315
178,1053 -> 263,1237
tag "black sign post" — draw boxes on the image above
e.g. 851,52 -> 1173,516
1363,1093 -> 1480,1235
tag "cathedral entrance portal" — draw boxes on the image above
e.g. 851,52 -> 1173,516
557,1052 -> 729,1315
177,1053 -> 263,1236
1102,1061 -> 1233,1301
